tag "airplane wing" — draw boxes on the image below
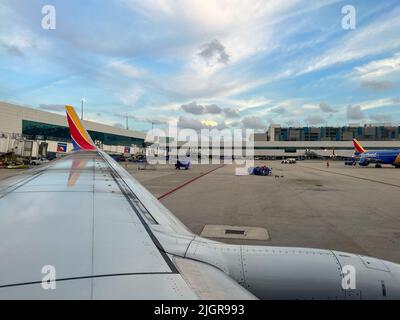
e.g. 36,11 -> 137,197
0,107 -> 256,299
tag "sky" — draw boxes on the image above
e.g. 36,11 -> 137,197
1,0 -> 400,132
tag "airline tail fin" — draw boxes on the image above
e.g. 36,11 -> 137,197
65,105 -> 96,151
352,138 -> 366,154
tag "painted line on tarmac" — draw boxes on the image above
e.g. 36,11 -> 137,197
296,164 -> 400,188
157,164 -> 225,200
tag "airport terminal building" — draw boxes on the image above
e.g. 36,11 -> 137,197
0,102 -> 146,158
168,125 -> 400,159
251,124 -> 400,158
1,101 -> 399,160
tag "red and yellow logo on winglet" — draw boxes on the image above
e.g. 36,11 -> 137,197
65,105 -> 96,150
352,138 -> 366,154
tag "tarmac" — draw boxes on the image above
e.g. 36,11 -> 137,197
127,160 -> 400,263
1,159 -> 399,263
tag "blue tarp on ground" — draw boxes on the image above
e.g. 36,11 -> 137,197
248,166 -> 272,176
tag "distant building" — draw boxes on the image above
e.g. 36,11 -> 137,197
264,124 -> 400,142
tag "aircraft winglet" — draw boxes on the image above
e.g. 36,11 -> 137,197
65,105 -> 97,151
352,138 -> 366,154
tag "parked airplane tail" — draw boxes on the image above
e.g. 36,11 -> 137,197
352,138 -> 366,154
65,105 -> 97,151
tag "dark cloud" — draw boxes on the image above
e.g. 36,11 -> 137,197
319,102 -> 336,113
205,103 -> 222,114
38,104 -> 65,112
361,80 -> 394,91
198,39 -> 230,65
223,108 -> 239,118
241,116 -> 267,130
177,116 -> 205,130
181,101 -> 238,118
181,101 -> 205,115
346,105 -> 365,120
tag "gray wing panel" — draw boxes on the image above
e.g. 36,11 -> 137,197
0,151 -> 198,298
0,274 -> 198,300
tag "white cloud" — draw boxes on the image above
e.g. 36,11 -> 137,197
358,98 -> 397,111
241,116 -> 267,129
347,105 -> 364,120
118,0 -> 304,99
230,98 -> 273,112
302,104 -> 319,110
353,53 -> 400,80
0,3 -> 49,59
117,85 -> 143,106
305,115 -> 325,125
298,7 -> 400,75
106,60 -> 144,79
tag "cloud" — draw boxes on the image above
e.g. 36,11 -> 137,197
106,60 -> 144,79
204,103 -> 222,114
38,104 -> 65,112
271,106 -> 286,114
360,80 -> 394,91
0,40 -> 24,57
298,8 -> 400,75
305,115 -> 325,125
241,116 -> 266,130
3,1 -> 400,130
369,114 -> 392,123
117,85 -> 143,106
358,98 -> 397,110
223,107 -> 239,118
178,116 -> 204,130
177,116 -> 225,130
181,101 -> 205,115
198,39 -> 230,65
233,98 -> 273,112
353,53 -> 400,80
319,102 -> 335,113
347,105 -> 365,120
181,101 -> 239,117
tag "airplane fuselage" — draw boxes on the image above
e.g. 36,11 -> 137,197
359,149 -> 400,167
